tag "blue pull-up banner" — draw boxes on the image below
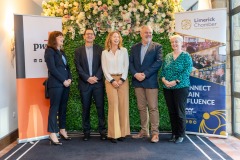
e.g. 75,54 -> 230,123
175,8 -> 227,138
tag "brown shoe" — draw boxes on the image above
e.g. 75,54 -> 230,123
132,132 -> 150,139
151,134 -> 159,143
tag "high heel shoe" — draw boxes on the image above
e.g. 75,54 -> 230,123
49,137 -> 62,145
60,133 -> 71,140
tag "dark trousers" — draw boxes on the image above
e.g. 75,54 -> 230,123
48,87 -> 70,133
80,85 -> 106,134
163,87 -> 189,137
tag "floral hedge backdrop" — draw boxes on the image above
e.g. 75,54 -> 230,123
42,0 -> 183,132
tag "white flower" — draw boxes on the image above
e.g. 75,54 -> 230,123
132,8 -> 137,12
70,16 -> 75,21
124,4 -> 128,9
60,2 -> 64,7
159,28 -> 164,33
128,2 -> 133,7
144,9 -> 150,14
148,3 -> 153,7
64,4 -> 68,8
78,12 -> 85,20
138,5 -> 144,12
119,6 -> 123,11
93,9 -> 98,14
98,1 -> 102,6
113,0 -> 119,6
161,13 -> 166,18
108,6 -> 113,10
73,2 -> 79,7
64,9 -> 68,14
128,7 -> 133,12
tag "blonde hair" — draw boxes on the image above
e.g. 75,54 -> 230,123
104,31 -> 123,50
170,34 -> 183,43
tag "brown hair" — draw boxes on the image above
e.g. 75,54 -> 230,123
104,31 -> 123,50
47,31 -> 63,50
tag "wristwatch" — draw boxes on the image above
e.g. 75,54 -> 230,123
175,80 -> 179,84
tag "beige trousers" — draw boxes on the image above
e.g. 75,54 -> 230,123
105,76 -> 130,139
135,88 -> 159,135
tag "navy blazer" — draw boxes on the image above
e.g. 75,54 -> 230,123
74,44 -> 104,91
129,41 -> 162,88
44,47 -> 72,88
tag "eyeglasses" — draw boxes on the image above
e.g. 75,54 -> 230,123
85,33 -> 94,36
144,32 -> 152,35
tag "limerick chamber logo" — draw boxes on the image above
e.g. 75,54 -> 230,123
181,19 -> 191,30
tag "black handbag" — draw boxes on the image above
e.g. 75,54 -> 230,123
43,79 -> 49,99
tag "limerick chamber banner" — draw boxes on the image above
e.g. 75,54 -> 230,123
14,15 -> 62,143
175,8 -> 227,138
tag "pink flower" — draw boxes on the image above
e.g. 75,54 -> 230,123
96,22 -> 101,27
102,4 -> 108,11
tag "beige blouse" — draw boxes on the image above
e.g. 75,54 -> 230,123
101,47 -> 129,82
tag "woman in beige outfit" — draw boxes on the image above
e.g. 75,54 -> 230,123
101,31 -> 130,143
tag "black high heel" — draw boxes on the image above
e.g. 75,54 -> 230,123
60,133 -> 71,140
49,137 -> 62,145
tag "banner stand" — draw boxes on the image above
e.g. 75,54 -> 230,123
14,15 -> 62,143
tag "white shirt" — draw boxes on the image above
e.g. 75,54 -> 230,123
101,47 -> 129,82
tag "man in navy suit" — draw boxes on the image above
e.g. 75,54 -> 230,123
74,28 -> 106,141
130,25 -> 162,143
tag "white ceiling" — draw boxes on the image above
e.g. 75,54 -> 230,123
32,0 -> 198,11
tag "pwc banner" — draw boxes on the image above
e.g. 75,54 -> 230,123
14,15 -> 62,143
175,8 -> 227,138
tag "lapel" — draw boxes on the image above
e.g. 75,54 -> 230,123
82,45 -> 90,75
136,43 -> 142,65
56,50 -> 65,66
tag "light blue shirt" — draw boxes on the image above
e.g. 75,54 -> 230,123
85,46 -> 93,76
140,42 -> 150,64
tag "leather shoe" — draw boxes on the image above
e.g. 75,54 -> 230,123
132,132 -> 150,139
83,134 -> 90,141
168,135 -> 176,142
151,134 -> 159,143
175,137 -> 184,144
100,134 -> 107,140
117,137 -> 124,141
110,138 -> 117,143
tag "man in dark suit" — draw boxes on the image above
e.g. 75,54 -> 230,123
216,68 -> 225,85
74,28 -> 106,141
129,25 -> 162,143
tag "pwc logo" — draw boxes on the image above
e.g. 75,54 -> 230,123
33,32 -> 50,51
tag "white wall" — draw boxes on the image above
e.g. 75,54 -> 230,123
0,0 -> 42,139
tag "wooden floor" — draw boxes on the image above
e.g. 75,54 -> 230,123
0,135 -> 239,160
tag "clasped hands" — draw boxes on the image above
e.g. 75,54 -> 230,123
87,76 -> 98,84
112,80 -> 123,88
134,73 -> 145,81
162,77 -> 177,88
63,79 -> 72,87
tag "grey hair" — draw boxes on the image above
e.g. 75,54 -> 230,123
140,25 -> 153,33
170,35 -> 183,43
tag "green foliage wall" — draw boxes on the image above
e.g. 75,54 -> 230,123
42,0 -> 182,132
64,32 -> 172,132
